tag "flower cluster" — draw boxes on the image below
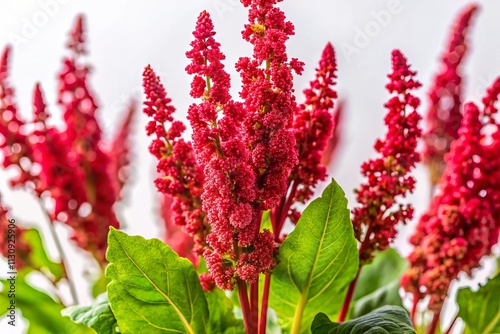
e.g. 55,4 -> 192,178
144,1 -> 339,291
160,194 -> 196,265
0,46 -> 34,187
108,100 -> 137,201
185,9 -> 276,289
237,0 -> 304,210
402,77 -> 500,312
0,16 -> 132,264
278,42 -> 338,229
422,5 -> 478,185
352,50 -> 422,265
143,65 -> 207,258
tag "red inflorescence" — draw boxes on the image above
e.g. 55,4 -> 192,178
292,42 -> 337,205
402,77 -> 500,312
143,65 -> 207,258
53,15 -> 119,263
422,5 -> 478,185
237,0 -> 304,210
160,194 -> 197,265
108,100 -> 137,201
0,46 -> 34,187
184,9 -> 282,289
353,50 -> 422,265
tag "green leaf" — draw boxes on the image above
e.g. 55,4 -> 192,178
106,228 -> 209,334
91,271 -> 110,298
349,249 -> 407,319
270,179 -> 359,333
311,306 -> 416,334
351,281 -> 403,320
353,248 -> 406,300
21,228 -> 64,281
457,274 -> 500,334
261,210 -> 273,233
205,289 -> 244,334
62,293 -> 118,333
0,277 -> 93,334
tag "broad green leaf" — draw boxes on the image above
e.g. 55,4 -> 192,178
457,274 -> 500,334
350,281 -> 403,319
62,293 -> 119,333
349,248 -> 407,319
106,228 -> 209,334
270,179 -> 359,333
352,248 -> 406,300
0,277 -> 93,334
205,289 -> 244,334
91,270 -> 109,298
20,228 -> 64,281
311,306 -> 416,334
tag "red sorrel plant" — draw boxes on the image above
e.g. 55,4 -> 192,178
2,2 -> 500,334
0,15 -> 138,333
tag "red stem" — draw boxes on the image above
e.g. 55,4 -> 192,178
276,180 -> 299,237
410,293 -> 419,326
444,314 -> 458,334
338,267 -> 362,322
427,311 -> 441,334
250,280 -> 259,329
238,279 -> 257,334
259,273 -> 271,334
338,222 -> 375,322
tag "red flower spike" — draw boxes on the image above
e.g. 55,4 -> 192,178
321,100 -> 344,167
33,83 -> 49,123
401,78 -> 500,312
51,16 -> 120,263
403,77 -> 500,312
67,14 -> 86,55
185,10 -> 275,289
353,50 -> 422,265
161,194 -> 197,265
237,0 -> 304,210
0,46 -> 34,187
422,5 -> 478,185
108,99 -> 137,201
291,42 -> 338,205
143,65 -> 208,259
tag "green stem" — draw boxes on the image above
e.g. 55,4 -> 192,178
484,309 -> 500,334
290,295 -> 307,334
37,198 -> 79,305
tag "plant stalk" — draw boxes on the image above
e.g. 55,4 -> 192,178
444,314 -> 458,334
238,279 -> 256,334
337,267 -> 361,322
37,198 -> 79,305
259,273 -> 271,334
250,279 -> 260,329
427,311 -> 441,334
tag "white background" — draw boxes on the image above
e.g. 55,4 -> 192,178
1,0 -> 499,333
